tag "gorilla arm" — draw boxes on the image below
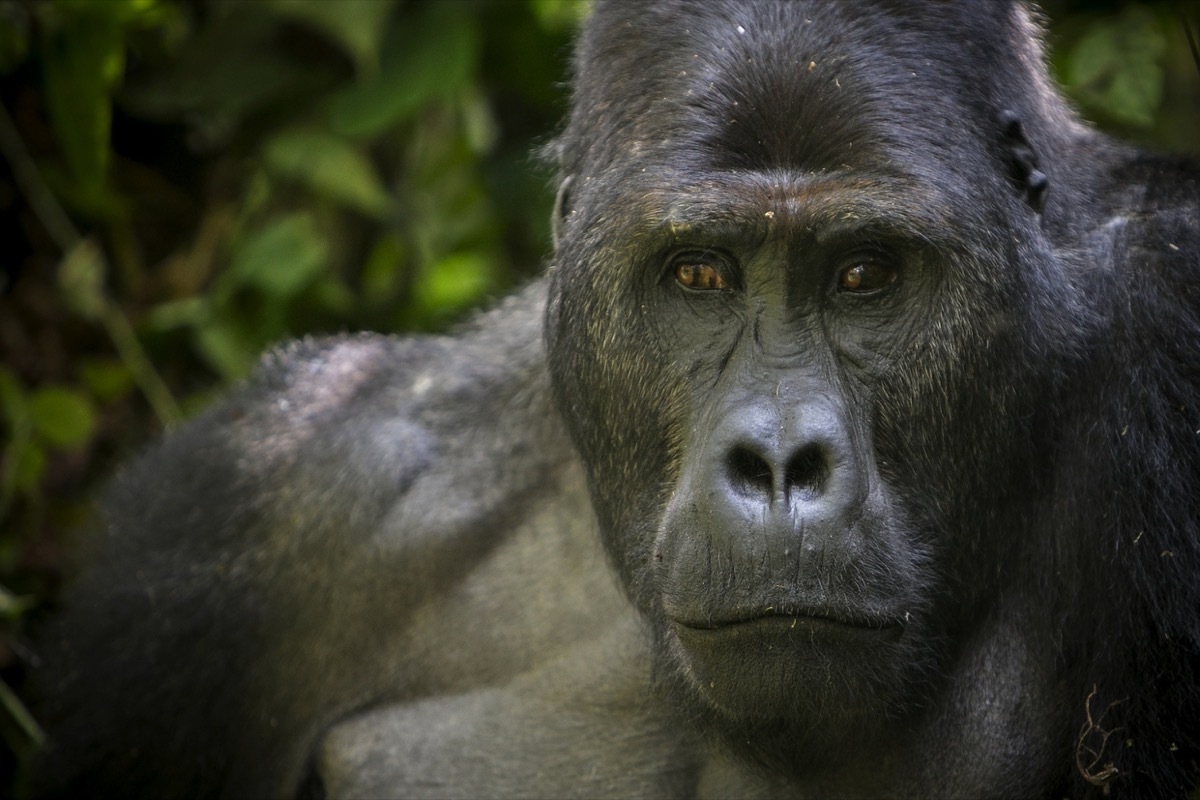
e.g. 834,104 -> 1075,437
317,613 -> 697,799
28,284 -> 666,799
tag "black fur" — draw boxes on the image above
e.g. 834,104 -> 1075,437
25,2 -> 1200,798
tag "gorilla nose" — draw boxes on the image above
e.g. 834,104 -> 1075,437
725,441 -> 829,506
715,403 -> 857,520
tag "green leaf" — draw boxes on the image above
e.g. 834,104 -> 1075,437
0,675 -> 47,755
1067,7 -> 1166,128
192,319 -> 256,381
119,7 -> 338,125
78,358 -> 134,404
268,0 -> 397,73
57,239 -> 108,320
530,0 -> 592,31
53,0 -> 162,25
224,213 -> 328,299
39,3 -> 125,192
144,296 -> 212,332
0,585 -> 33,619
413,250 -> 495,318
308,275 -> 356,317
27,386 -> 96,449
459,88 -> 498,156
263,128 -> 392,218
328,6 -> 478,138
361,235 -> 407,306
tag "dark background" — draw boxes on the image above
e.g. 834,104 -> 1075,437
0,0 -> 1197,783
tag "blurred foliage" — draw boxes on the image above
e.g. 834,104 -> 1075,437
0,0 -> 1196,787
1043,0 -> 1200,150
0,0 -> 585,777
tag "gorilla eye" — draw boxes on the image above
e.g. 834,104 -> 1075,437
838,260 -> 896,294
674,260 -> 729,291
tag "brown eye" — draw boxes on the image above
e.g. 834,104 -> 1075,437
838,261 -> 896,294
674,262 -> 728,291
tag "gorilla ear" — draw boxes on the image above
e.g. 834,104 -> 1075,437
998,110 -> 1049,213
552,174 -> 574,251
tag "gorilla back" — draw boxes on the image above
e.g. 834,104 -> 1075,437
26,1 -> 1200,798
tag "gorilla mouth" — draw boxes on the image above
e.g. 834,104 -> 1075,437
673,610 -> 905,643
668,610 -> 908,720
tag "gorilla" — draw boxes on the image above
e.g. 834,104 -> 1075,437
23,1 -> 1200,798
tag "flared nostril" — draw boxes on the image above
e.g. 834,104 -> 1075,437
726,445 -> 774,499
785,443 -> 829,503
724,442 -> 830,505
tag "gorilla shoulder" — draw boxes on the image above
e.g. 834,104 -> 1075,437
106,281 -> 555,559
28,283 -> 637,798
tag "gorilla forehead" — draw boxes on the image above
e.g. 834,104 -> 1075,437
590,171 -> 955,263
567,0 -> 1039,180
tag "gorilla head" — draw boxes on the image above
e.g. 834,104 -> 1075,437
547,0 -> 1107,770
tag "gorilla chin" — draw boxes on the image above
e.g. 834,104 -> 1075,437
666,609 -> 915,729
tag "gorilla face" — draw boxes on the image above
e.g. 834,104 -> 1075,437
546,0 -> 1068,762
